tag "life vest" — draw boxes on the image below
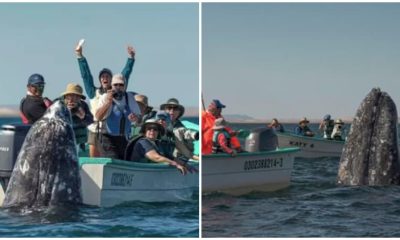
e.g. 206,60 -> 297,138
125,135 -> 163,163
105,92 -> 132,137
212,129 -> 231,154
19,96 -> 52,124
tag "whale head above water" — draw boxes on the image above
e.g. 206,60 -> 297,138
337,88 -> 400,185
3,100 -> 82,209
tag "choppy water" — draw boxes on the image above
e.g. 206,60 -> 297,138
202,157 -> 400,237
202,123 -> 400,237
0,117 -> 199,237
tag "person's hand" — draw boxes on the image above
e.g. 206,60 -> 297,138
128,113 -> 139,123
75,107 -> 86,120
75,42 -> 83,58
127,45 -> 135,59
106,90 -> 114,103
170,161 -> 187,175
231,149 -> 237,157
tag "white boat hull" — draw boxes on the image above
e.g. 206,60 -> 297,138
277,132 -> 345,158
202,148 -> 299,195
79,158 -> 198,207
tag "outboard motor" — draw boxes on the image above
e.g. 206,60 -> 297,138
245,127 -> 278,152
0,124 -> 30,190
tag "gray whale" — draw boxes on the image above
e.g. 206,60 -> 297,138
338,88 -> 400,185
3,101 -> 82,208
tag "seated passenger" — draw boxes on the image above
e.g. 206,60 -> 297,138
59,83 -> 94,151
212,118 -> 238,157
319,114 -> 334,139
127,119 -> 188,174
268,118 -> 284,133
20,73 -> 52,124
295,117 -> 315,137
160,98 -> 199,161
331,118 -> 345,141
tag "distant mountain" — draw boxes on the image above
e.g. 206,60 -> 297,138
224,114 -> 255,122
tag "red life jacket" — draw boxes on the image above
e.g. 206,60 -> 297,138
19,97 -> 53,124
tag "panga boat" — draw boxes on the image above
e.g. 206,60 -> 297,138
276,132 -> 345,158
202,127 -> 300,195
202,147 -> 299,195
79,158 -> 198,207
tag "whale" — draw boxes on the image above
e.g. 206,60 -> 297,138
2,100 -> 82,208
337,88 -> 400,185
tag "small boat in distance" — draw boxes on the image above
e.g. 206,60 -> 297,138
276,132 -> 345,158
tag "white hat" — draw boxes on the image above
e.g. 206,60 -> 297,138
111,73 -> 125,85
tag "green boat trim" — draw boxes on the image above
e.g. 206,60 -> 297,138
79,157 -> 199,169
202,147 -> 300,159
277,132 -> 345,143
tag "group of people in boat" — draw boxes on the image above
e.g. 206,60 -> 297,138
19,41 -> 199,175
294,114 -> 345,141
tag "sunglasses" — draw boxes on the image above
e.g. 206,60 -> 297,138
166,106 -> 178,110
146,127 -> 159,132
113,84 -> 124,87
31,84 -> 45,88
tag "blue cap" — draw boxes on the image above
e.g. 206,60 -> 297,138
323,114 -> 331,121
156,110 -> 171,123
213,99 -> 226,109
27,73 -> 45,86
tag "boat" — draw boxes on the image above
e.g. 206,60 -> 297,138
202,147 -> 299,195
0,121 -> 199,208
276,132 -> 345,158
79,157 -> 198,207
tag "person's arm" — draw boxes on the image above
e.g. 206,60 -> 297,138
121,45 -> 136,86
145,150 -> 187,174
75,43 -> 96,99
217,133 -> 234,155
95,91 -> 113,121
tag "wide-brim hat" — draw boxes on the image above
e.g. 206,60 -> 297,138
299,117 -> 310,124
135,94 -> 149,108
213,118 -> 227,130
335,119 -> 344,125
160,98 -> 185,119
61,83 -> 86,100
140,119 -> 165,136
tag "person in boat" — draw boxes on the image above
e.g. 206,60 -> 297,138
331,118 -> 345,141
160,98 -> 199,161
319,114 -> 334,140
202,99 -> 242,155
126,119 -> 188,175
75,41 -> 136,158
20,73 -> 53,124
131,94 -> 156,138
212,118 -> 238,156
59,83 -> 93,152
295,117 -> 315,137
268,118 -> 285,133
95,73 -> 141,160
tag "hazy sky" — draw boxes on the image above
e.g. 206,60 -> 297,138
202,3 -> 400,120
0,3 -> 199,109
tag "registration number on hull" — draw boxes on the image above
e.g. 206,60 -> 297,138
244,157 -> 283,171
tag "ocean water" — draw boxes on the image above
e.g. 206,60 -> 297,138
202,122 -> 400,237
0,117 -> 199,237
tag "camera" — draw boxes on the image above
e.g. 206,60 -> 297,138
112,90 -> 124,100
337,125 -> 342,130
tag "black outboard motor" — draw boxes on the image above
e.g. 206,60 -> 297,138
245,127 -> 278,152
0,124 -> 31,190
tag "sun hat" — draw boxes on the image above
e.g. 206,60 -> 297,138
160,98 -> 185,119
111,73 -> 125,85
155,110 -> 171,122
335,119 -> 344,125
299,117 -> 310,124
213,118 -> 227,130
61,83 -> 86,100
27,73 -> 45,86
134,94 -> 149,108
140,119 -> 165,135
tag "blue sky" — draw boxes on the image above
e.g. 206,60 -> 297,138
202,3 -> 400,120
0,3 -> 199,110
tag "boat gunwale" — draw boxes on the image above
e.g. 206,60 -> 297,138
202,147 -> 300,159
79,157 -> 199,169
277,132 -> 345,144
